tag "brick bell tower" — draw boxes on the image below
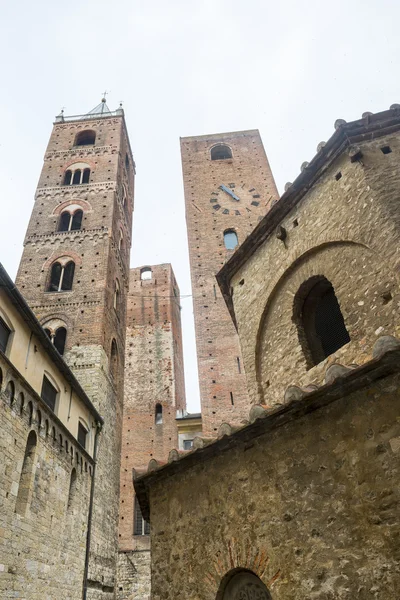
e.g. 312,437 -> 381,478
16,99 -> 134,597
181,131 -> 278,436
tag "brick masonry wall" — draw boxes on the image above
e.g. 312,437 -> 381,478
117,264 -> 186,599
229,133 -> 400,406
0,353 -> 93,599
181,131 -> 278,436
14,112 -> 135,598
147,369 -> 400,600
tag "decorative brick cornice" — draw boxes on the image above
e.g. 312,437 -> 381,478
25,227 -> 108,244
35,182 -> 117,196
45,145 -> 117,159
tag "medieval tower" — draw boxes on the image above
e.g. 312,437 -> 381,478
118,263 -> 186,599
180,131 -> 278,435
15,99 -> 134,598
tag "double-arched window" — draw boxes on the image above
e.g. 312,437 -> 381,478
63,163 -> 91,186
58,209 -> 83,232
44,326 -> 67,355
47,261 -> 75,292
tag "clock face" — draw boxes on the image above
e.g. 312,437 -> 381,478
209,183 -> 262,215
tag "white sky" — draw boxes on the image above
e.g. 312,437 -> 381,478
0,0 -> 399,412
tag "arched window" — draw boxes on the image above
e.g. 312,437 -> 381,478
72,169 -> 81,185
219,571 -> 272,599
5,380 -> 15,405
74,130 -> 96,146
48,261 -> 75,292
140,267 -> 152,281
15,430 -> 37,516
53,327 -> 67,355
110,339 -> 118,383
134,496 -> 150,535
82,168 -> 90,184
67,469 -> 77,512
211,144 -> 232,161
114,280 -> 120,311
224,229 -> 238,250
64,170 -> 72,185
155,403 -> 163,425
58,209 -> 83,232
118,230 -> 124,252
293,276 -> 350,368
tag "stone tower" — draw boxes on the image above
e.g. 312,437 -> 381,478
181,131 -> 278,435
117,263 -> 186,599
15,99 -> 134,598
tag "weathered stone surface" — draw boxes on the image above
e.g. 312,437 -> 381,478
142,361 -> 400,599
372,335 -> 400,359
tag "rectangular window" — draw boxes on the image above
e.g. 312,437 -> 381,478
78,422 -> 88,449
134,496 -> 150,535
0,317 -> 11,353
41,375 -> 58,412
183,439 -> 194,450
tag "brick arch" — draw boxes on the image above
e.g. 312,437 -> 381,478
43,250 -> 83,270
254,240 -> 393,401
63,158 -> 96,171
52,198 -> 92,216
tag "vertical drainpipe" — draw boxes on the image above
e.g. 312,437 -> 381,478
82,421 -> 102,600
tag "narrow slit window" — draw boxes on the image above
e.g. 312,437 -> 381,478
15,431 -> 37,516
53,327 -> 67,355
72,169 -> 81,185
155,403 -> 163,425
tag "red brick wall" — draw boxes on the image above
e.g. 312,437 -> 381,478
180,130 -> 278,435
119,264 -> 186,551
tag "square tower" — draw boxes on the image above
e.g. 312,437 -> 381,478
181,130 -> 278,435
15,100 -> 134,598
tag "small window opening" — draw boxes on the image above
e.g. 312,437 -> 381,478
211,144 -> 232,161
224,229 -> 238,250
110,339 -> 118,383
294,276 -> 350,368
140,267 -> 152,281
183,439 -> 193,450
77,422 -> 88,449
82,168 -> 90,184
125,154 -> 130,171
230,392 -> 234,405
114,280 -> 120,311
0,316 -> 11,353
381,291 -> 393,305
134,496 -> 150,535
237,356 -> 241,374
75,130 -> 96,146
155,403 -> 163,425
58,209 -> 83,232
15,430 -> 37,516
72,169 -> 81,185
41,375 -> 58,412
64,170 -> 72,185
381,146 -> 392,154
335,171 -> 342,181
67,469 -> 77,512
53,327 -> 67,355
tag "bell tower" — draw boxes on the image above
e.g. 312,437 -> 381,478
181,130 -> 278,435
16,99 -> 134,597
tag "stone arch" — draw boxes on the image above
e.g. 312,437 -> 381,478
52,198 -> 92,216
254,240 -> 397,401
216,569 -> 272,600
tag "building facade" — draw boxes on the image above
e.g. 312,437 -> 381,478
136,107 -> 400,600
181,131 -> 278,435
117,264 -> 187,600
0,263 -> 103,599
15,100 -> 134,599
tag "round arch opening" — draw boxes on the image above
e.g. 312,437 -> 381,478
217,569 -> 272,600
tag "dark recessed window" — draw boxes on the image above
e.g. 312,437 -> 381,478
77,422 -> 88,449
75,130 -> 96,146
53,327 -> 67,355
211,145 -> 232,161
41,375 -> 58,412
0,317 -> 11,353
335,172 -> 342,180
294,276 -> 350,368
381,146 -> 392,154
155,403 -> 163,425
134,496 -> 150,535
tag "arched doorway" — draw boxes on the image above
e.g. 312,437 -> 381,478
218,570 -> 272,599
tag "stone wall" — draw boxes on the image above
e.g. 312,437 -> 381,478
0,352 -> 93,599
181,131 -> 278,435
143,350 -> 400,600
228,132 -> 400,406
117,550 -> 151,600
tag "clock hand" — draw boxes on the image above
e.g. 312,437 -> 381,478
219,184 -> 240,202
